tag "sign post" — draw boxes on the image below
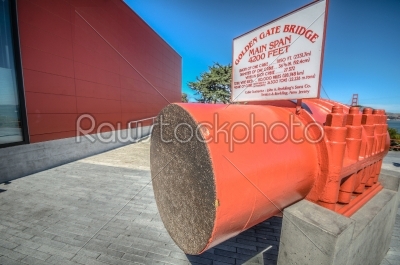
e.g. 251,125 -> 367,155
231,0 -> 329,103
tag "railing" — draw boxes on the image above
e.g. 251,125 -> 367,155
127,116 -> 156,142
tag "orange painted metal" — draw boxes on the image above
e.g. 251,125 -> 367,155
337,183 -> 383,217
300,100 -> 389,214
173,103 -> 319,251
155,98 -> 389,253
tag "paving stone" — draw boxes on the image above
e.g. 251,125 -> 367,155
83,242 -> 125,259
45,255 -> 79,265
95,235 -> 132,248
2,228 -> 35,240
0,220 -> 28,231
85,238 -> 112,249
31,236 -> 67,249
169,251 -> 189,261
97,254 -> 136,265
145,252 -> 189,265
23,228 -> 56,240
0,255 -> 25,265
7,236 -> 42,250
61,244 -> 83,254
108,243 -> 147,257
0,238 -> 18,250
53,236 -> 86,248
74,235 -> 91,242
0,246 -> 27,261
74,248 -> 101,259
37,245 -> 76,259
44,227 -> 82,239
71,253 -> 109,265
14,245 -> 51,261
380,258 -> 392,265
97,229 -> 120,239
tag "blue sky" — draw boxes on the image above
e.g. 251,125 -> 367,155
125,0 -> 400,113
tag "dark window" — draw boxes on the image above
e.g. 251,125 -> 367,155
0,0 -> 28,147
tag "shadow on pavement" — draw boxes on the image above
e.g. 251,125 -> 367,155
186,216 -> 282,265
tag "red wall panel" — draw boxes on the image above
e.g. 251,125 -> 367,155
28,113 -> 78,135
30,131 -> 77,143
23,70 -> 76,96
73,62 -> 120,87
26,92 -> 77,114
76,97 -> 121,114
18,0 -> 72,40
18,0 -> 181,143
22,46 -> 75,78
75,80 -> 120,101
19,21 -> 73,59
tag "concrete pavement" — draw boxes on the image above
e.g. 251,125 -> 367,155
0,140 -> 399,265
0,141 -> 280,265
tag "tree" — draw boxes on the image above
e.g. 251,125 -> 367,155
389,128 -> 400,140
188,63 -> 231,104
181,93 -> 188,103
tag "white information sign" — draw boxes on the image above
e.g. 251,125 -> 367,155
232,0 -> 328,102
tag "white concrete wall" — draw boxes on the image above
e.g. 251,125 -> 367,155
0,126 -> 152,183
